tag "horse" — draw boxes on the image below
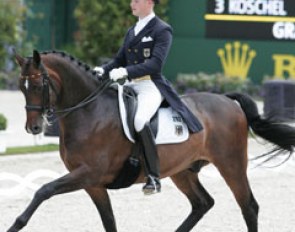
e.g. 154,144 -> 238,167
8,50 -> 295,232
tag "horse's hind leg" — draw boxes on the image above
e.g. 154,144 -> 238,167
171,169 -> 215,232
215,156 -> 259,232
85,187 -> 117,232
7,166 -> 89,232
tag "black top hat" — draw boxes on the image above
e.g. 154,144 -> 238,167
153,0 -> 160,4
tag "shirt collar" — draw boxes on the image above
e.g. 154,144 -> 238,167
138,12 -> 155,25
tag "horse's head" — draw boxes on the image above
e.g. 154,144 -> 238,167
15,50 -> 55,135
15,49 -> 108,135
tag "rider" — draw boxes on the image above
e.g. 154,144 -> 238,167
94,0 -> 203,195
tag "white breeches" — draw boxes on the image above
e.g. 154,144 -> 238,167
126,80 -> 163,132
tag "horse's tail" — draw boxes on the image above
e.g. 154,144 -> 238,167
225,92 -> 295,160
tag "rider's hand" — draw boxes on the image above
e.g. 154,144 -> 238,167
93,66 -> 105,76
109,67 -> 128,82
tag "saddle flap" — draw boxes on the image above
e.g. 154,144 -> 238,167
116,84 -> 189,144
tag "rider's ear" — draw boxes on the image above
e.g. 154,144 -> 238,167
33,50 -> 41,67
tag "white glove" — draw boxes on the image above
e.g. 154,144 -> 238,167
109,67 -> 128,82
93,66 -> 105,75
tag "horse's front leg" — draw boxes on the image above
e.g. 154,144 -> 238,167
85,187 -> 117,232
7,165 -> 90,232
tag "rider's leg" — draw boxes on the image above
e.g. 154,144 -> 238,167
132,80 -> 163,194
138,123 -> 161,194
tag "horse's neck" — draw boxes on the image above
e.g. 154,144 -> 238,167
44,55 -> 97,109
43,54 -> 121,139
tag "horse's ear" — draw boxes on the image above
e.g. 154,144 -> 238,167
33,50 -> 41,67
14,49 -> 25,66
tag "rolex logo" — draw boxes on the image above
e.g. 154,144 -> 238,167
217,41 -> 257,80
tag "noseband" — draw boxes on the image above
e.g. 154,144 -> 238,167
20,66 -> 53,116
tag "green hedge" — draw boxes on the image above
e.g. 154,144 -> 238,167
175,72 -> 261,97
0,113 -> 7,131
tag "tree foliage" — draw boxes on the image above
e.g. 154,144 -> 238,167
74,0 -> 169,65
0,0 -> 32,69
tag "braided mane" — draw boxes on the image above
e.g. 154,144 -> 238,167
40,50 -> 98,78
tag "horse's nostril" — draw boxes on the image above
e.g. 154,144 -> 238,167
32,126 -> 41,134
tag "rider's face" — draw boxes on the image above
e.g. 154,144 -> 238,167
130,0 -> 153,18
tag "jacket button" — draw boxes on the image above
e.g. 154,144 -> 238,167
128,49 -> 131,52
134,60 -> 138,64
134,49 -> 138,53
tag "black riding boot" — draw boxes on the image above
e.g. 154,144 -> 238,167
138,123 -> 161,195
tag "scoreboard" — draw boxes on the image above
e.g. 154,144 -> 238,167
205,0 -> 295,40
165,0 -> 295,83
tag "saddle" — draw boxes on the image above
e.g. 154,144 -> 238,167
116,84 -> 189,144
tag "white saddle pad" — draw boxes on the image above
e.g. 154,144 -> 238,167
117,84 -> 189,144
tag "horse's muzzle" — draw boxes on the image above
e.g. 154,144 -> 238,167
26,124 -> 42,135
26,120 -> 43,135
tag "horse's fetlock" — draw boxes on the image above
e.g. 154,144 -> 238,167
13,215 -> 27,230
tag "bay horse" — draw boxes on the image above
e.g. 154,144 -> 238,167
8,50 -> 295,232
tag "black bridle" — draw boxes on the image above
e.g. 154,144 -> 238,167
21,66 -> 53,116
21,66 -> 113,118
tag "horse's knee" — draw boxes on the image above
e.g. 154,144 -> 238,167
34,184 -> 54,200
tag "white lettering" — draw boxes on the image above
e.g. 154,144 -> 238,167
273,22 -> 295,40
229,0 -> 287,16
276,1 -> 287,16
256,1 -> 266,15
246,0 -> 255,15
215,0 -> 225,14
285,23 -> 295,39
273,22 -> 285,39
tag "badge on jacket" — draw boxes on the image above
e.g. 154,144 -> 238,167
143,48 -> 151,58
